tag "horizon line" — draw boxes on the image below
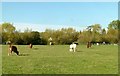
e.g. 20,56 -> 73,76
0,22 -> 108,32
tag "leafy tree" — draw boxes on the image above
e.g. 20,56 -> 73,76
107,20 -> 119,43
1,23 -> 16,44
2,23 -> 15,33
1,20 -> 119,45
108,20 -> 120,29
107,28 -> 118,43
91,24 -> 101,33
30,31 -> 41,45
13,32 -> 24,45
84,24 -> 102,43
0,24 -> 2,44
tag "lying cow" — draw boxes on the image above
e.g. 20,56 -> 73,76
69,43 -> 76,52
8,44 -> 19,56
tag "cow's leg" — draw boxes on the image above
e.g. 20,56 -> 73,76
16,51 -> 19,55
69,48 -> 72,52
8,48 -> 12,56
73,48 -> 75,52
50,42 -> 52,45
8,50 -> 10,56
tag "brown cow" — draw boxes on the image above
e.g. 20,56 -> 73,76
87,41 -> 92,48
8,43 -> 19,56
29,43 -> 33,49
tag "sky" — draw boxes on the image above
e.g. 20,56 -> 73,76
1,0 -> 120,2
1,2 -> 118,32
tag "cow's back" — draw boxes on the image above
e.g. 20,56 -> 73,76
73,44 -> 76,48
12,46 -> 17,52
70,44 -> 73,48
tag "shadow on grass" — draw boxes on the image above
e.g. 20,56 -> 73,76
33,48 -> 39,50
76,50 -> 83,52
19,53 -> 29,56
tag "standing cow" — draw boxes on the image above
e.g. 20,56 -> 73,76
87,41 -> 92,48
69,43 -> 76,52
48,37 -> 53,45
29,43 -> 33,49
7,41 -> 19,56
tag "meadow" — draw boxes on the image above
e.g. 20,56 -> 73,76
2,45 -> 118,74
0,45 -> 2,75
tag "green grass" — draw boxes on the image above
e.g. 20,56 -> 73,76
0,45 -> 2,75
2,45 -> 118,74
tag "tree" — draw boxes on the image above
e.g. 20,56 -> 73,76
85,24 -> 102,42
1,23 -> 16,44
78,31 -> 92,43
13,32 -> 24,45
2,23 -> 15,33
30,31 -> 41,45
0,24 -> 2,44
107,20 -> 119,43
58,28 -> 78,44
107,28 -> 118,43
101,28 -> 107,42
108,20 -> 120,30
91,24 -> 101,33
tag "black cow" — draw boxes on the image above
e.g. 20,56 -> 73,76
8,44 -> 19,56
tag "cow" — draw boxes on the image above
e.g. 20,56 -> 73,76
87,41 -> 92,48
29,43 -> 33,49
69,43 -> 76,52
8,43 -> 19,56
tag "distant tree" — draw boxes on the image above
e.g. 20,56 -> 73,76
108,20 -> 120,30
30,31 -> 41,45
13,32 -> 24,45
21,30 -> 32,44
107,28 -> 118,43
0,24 -> 2,44
59,28 -> 78,44
78,31 -> 91,43
41,28 -> 78,45
102,28 -> 106,35
107,20 -> 119,43
2,23 -> 15,33
91,24 -> 101,33
101,28 -> 107,42
40,29 -> 53,44
1,23 -> 16,44
1,20 -> 119,45
84,24 -> 102,43
0,24 -> 2,33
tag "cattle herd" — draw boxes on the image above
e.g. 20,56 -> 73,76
6,41 -> 116,56
7,41 -> 33,56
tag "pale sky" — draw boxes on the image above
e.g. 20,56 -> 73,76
1,1 -> 118,32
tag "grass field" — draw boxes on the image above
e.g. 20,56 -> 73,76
2,45 -> 118,74
0,45 -> 2,75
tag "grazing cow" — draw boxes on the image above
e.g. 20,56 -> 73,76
49,42 -> 52,45
96,43 -> 99,45
69,43 -> 76,52
8,44 -> 19,56
48,37 -> 53,45
103,42 -> 105,45
87,42 -> 92,48
29,43 -> 33,48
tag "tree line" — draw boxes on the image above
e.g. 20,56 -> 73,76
0,20 -> 119,45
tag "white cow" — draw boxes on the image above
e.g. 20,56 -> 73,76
69,43 -> 76,52
97,43 -> 99,45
